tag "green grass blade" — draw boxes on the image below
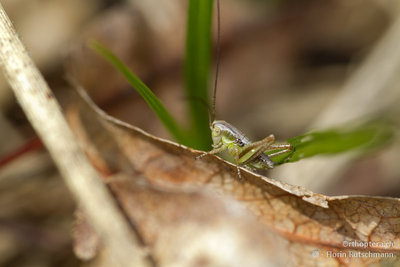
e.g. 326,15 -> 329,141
90,41 -> 189,145
184,0 -> 214,150
268,121 -> 393,165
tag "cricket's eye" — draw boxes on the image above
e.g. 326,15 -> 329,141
213,127 -> 221,137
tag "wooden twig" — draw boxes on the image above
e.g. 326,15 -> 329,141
0,4 -> 150,267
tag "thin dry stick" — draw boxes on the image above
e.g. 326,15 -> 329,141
0,4 -> 150,267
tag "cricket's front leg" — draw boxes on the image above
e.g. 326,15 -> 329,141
195,142 -> 226,160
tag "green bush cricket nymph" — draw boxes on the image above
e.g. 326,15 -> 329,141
196,0 -> 293,179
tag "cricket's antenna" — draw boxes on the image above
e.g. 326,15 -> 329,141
211,0 -> 221,123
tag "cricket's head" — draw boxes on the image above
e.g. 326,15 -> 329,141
211,120 -> 245,146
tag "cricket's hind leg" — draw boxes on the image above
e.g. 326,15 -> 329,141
267,143 -> 293,158
239,134 -> 276,165
241,140 -> 293,171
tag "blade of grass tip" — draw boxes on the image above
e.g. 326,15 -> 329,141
89,40 -> 189,145
184,0 -> 214,150
268,121 -> 393,165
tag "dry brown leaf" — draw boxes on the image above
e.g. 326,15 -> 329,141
67,89 -> 400,266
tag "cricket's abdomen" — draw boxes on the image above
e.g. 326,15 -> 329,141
248,154 -> 274,169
